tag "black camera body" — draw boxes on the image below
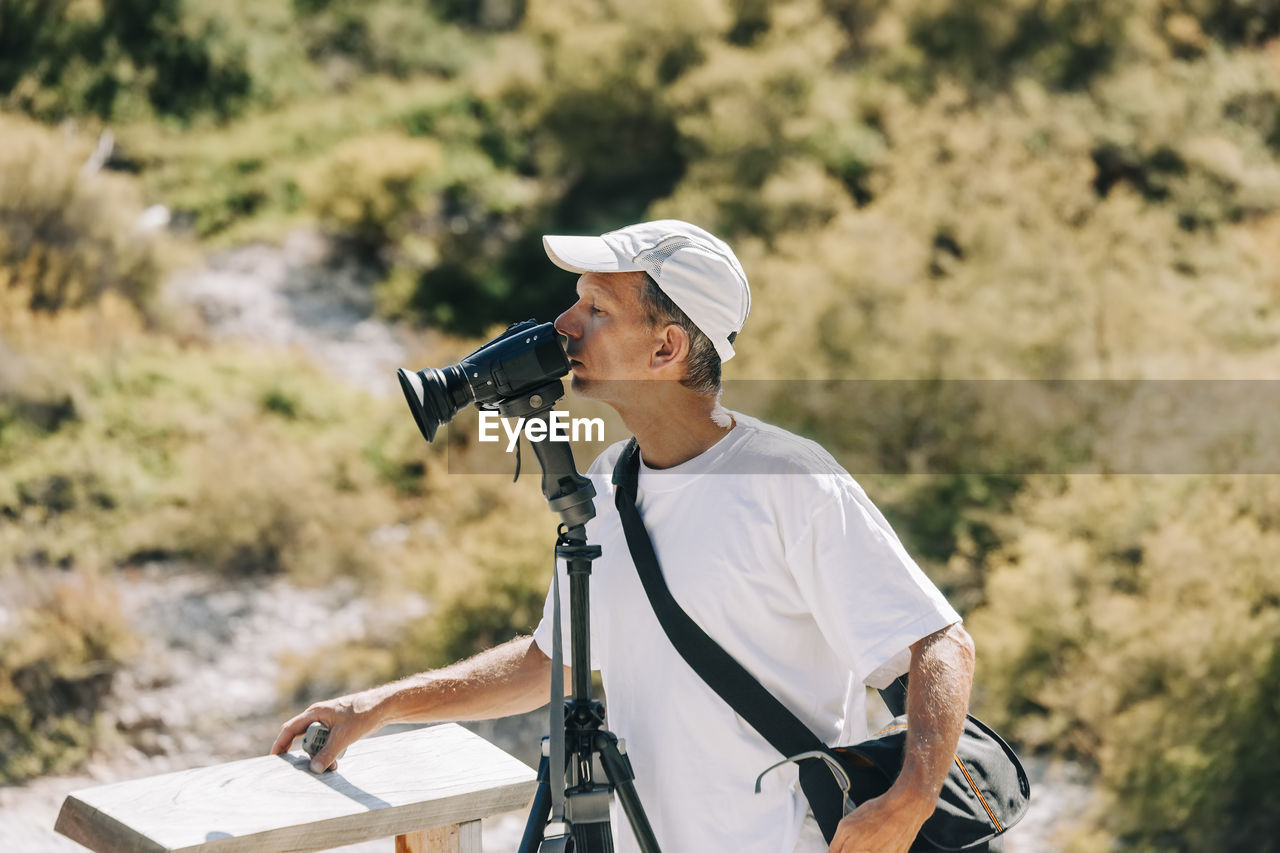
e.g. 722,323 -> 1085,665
397,319 -> 569,444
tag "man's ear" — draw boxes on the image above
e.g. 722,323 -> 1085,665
650,323 -> 690,375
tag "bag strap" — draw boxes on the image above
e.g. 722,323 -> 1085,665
612,438 -> 908,734
612,438 -> 830,760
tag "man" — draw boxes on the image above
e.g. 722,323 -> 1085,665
273,220 -> 976,853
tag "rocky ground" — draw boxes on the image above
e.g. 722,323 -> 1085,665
0,561 -> 540,852
167,229 -> 414,396
0,232 -> 1094,851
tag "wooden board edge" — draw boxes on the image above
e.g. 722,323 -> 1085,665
56,795 -> 170,853
172,778 -> 539,853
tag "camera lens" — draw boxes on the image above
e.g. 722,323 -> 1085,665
397,366 -> 471,443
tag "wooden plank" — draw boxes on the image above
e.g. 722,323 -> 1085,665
395,820 -> 479,853
55,724 -> 534,853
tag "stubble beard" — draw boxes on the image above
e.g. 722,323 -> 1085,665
568,373 -> 630,407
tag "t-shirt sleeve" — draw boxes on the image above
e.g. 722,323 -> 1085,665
784,476 -> 961,689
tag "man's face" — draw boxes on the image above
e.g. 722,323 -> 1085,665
553,271 -> 659,401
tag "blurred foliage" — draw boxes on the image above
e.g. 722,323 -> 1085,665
0,114 -> 171,317
3,0 -> 1280,846
0,569 -> 135,783
968,476 -> 1280,850
0,293 -> 439,585
0,0 -> 480,123
1,0 -> 252,122
281,478 -> 555,702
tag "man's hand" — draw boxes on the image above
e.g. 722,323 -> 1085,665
270,690 -> 383,774
827,789 -> 933,853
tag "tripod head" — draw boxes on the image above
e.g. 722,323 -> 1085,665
495,379 -> 596,531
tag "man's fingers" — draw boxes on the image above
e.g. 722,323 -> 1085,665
271,708 -> 321,755
270,717 -> 308,755
271,698 -> 361,771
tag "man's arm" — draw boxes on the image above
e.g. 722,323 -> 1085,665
827,622 -> 976,853
270,636 -> 570,773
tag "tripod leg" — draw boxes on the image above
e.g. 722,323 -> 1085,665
521,743 -> 577,853
519,753 -> 551,853
596,734 -> 663,853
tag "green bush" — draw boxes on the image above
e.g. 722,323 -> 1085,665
303,132 -> 447,258
294,0 -> 479,79
0,114 -> 170,317
0,569 -> 135,784
0,298 -> 438,585
280,475 -> 556,701
1,0 -> 479,124
899,0 -> 1130,90
967,475 -> 1280,850
1,0 -> 252,122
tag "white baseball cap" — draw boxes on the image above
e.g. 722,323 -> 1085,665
542,219 -> 751,362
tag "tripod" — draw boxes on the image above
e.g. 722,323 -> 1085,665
498,389 -> 661,853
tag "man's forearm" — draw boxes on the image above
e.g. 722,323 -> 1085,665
271,635 -> 571,770
366,636 -> 567,727
893,623 -> 976,810
825,623 -> 975,851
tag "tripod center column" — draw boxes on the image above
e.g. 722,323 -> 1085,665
557,534 -> 602,701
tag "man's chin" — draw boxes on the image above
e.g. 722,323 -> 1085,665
569,374 -> 600,399
568,375 -> 626,403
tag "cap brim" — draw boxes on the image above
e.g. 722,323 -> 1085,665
543,235 -> 643,274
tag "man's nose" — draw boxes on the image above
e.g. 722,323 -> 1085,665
554,305 -> 580,339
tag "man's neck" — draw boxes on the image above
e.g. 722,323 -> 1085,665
613,388 -> 735,469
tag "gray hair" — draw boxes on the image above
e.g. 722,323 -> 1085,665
636,272 -> 722,395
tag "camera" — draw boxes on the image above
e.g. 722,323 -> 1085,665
397,319 -> 570,443
397,318 -> 595,528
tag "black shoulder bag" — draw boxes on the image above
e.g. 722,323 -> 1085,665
611,439 -> 1029,851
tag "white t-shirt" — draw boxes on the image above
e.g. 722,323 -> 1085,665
532,413 -> 961,853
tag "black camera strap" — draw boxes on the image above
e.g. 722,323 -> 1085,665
610,438 -> 852,833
